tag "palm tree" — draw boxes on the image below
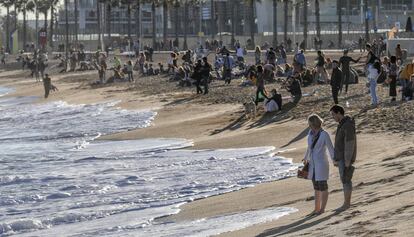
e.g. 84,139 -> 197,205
64,0 -> 69,68
210,0 -> 215,39
0,0 -> 13,52
303,0 -> 308,50
230,0 -> 235,47
121,0 -> 133,38
162,0 -> 168,49
364,0 -> 369,42
183,0 -> 188,49
283,0 -> 288,44
49,0 -> 59,48
315,0 -> 320,40
74,0 -> 79,44
174,0 -> 180,46
272,0 -> 277,47
151,1 -> 156,48
243,0 -> 256,48
337,0 -> 342,48
135,0 -> 141,39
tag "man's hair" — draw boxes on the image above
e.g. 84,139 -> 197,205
330,105 -> 345,115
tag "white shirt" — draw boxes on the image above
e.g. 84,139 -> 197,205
236,48 -> 244,57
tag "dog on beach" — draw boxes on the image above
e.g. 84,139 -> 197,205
243,98 -> 256,120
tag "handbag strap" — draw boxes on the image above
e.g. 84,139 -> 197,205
311,130 -> 322,150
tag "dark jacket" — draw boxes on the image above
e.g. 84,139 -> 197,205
330,67 -> 342,89
288,79 -> 302,97
334,116 -> 357,166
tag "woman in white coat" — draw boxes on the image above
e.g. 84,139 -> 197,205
304,114 -> 335,215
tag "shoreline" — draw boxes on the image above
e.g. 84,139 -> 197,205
2,55 -> 414,236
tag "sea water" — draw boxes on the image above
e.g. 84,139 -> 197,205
0,87 -> 298,237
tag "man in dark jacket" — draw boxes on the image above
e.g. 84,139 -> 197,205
330,60 -> 342,104
201,57 -> 212,95
330,105 -> 357,211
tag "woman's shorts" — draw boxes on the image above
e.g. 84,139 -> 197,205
312,180 -> 328,191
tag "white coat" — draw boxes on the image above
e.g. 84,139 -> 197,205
304,129 -> 335,181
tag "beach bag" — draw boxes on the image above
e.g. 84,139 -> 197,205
297,162 -> 309,179
297,130 -> 321,179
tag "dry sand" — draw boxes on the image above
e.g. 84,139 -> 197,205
1,51 -> 414,236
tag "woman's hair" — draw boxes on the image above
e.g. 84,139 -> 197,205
390,56 -> 397,63
255,46 -> 261,51
308,114 -> 323,129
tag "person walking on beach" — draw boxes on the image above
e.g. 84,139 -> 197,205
255,46 -> 262,65
367,62 -> 380,106
193,60 -> 203,94
339,49 -> 360,94
303,114 -> 335,215
126,60 -> 134,82
255,65 -> 266,105
388,56 -> 398,102
200,57 -> 212,95
42,74 -> 57,98
330,105 -> 357,211
315,51 -> 329,84
223,53 -> 235,85
330,60 -> 342,104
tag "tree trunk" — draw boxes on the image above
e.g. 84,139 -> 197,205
272,0 -> 277,47
23,7 -> 27,51
211,0 -> 215,39
14,3 -> 17,31
152,2 -> 156,48
315,0 -> 321,39
50,5 -> 54,48
97,0 -> 101,48
183,1 -> 188,50
230,1 -> 235,47
44,11 -> 48,31
135,1 -> 140,39
107,3 -> 112,40
6,6 -> 10,53
364,0 -> 369,42
174,4 -> 179,46
303,0 -> 308,50
249,0 -> 255,47
163,0 -> 168,49
65,0 -> 69,69
74,0 -> 79,44
127,3 -> 132,38
284,0 -> 288,44
338,0 -> 342,48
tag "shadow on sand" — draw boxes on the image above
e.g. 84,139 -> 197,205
256,212 -> 337,237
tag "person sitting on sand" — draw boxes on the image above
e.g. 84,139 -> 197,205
286,76 -> 302,103
303,114 -> 335,216
403,74 -> 414,101
148,64 -> 155,76
264,89 -> 282,112
284,64 -> 294,78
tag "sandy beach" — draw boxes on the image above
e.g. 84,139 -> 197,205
2,51 -> 414,236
